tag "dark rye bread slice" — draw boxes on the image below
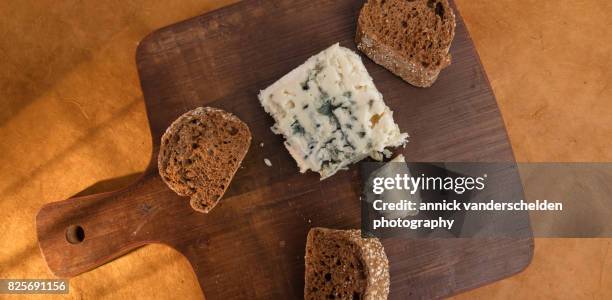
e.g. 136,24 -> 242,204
158,107 -> 251,213
305,228 -> 389,300
356,0 -> 456,87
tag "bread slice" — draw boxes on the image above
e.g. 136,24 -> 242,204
158,107 -> 251,213
305,228 -> 389,300
356,0 -> 456,87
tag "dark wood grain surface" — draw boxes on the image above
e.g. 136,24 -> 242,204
36,0 -> 533,298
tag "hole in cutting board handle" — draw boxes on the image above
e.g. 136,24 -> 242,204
65,225 -> 85,244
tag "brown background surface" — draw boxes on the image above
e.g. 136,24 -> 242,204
0,0 -> 610,299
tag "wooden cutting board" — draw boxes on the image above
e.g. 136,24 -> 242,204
36,0 -> 534,298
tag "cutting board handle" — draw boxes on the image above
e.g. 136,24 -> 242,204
36,171 -> 175,277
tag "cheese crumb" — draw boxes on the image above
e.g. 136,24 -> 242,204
264,158 -> 272,167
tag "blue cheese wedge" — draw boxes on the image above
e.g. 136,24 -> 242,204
259,43 -> 408,179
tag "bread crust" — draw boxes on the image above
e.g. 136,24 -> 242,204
305,228 -> 390,300
356,0 -> 456,87
158,107 -> 251,213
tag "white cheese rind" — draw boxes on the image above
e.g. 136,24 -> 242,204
259,43 -> 408,179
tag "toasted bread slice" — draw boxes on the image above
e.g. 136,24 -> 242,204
305,228 -> 390,300
356,0 -> 456,87
158,107 -> 251,213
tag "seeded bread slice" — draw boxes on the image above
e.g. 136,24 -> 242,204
305,228 -> 390,300
158,107 -> 251,213
356,0 -> 456,87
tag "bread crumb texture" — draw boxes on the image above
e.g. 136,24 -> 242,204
158,107 -> 251,213
305,228 -> 390,300
356,0 -> 456,87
